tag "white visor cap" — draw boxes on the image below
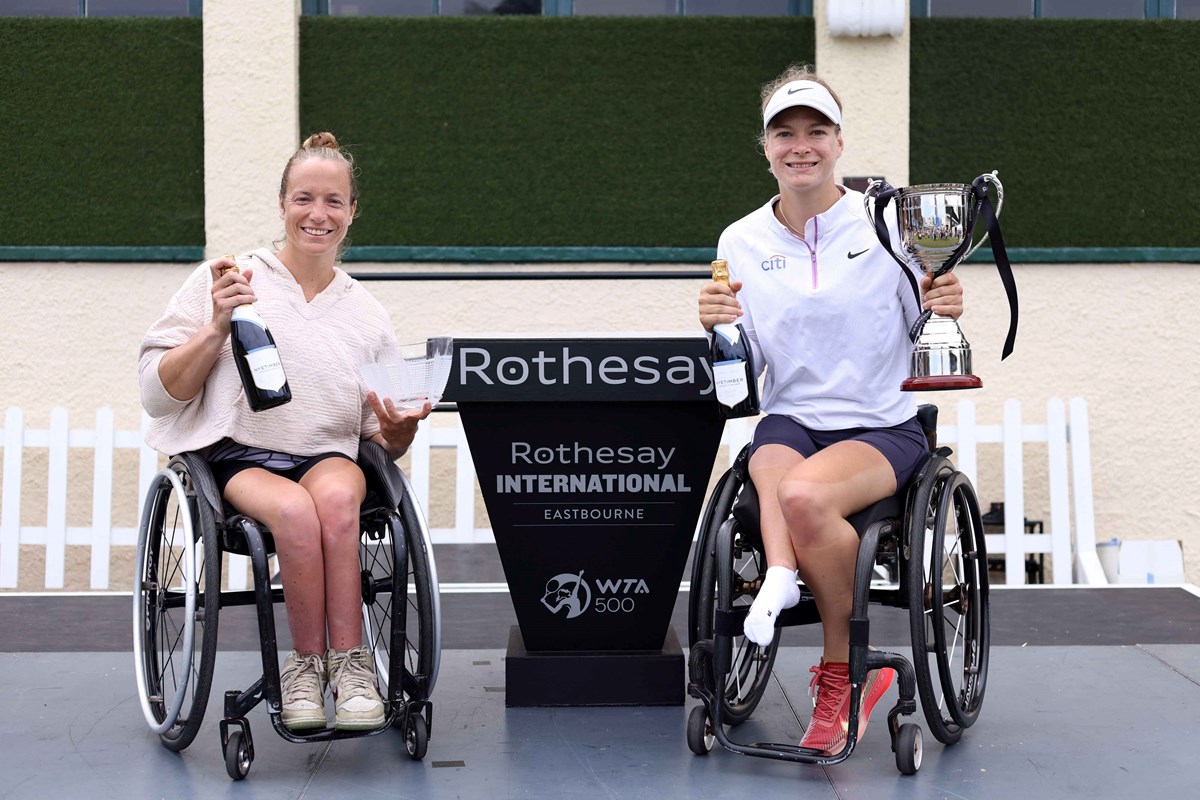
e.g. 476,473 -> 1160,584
762,80 -> 842,130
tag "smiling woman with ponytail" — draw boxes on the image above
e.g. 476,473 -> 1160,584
139,132 -> 430,733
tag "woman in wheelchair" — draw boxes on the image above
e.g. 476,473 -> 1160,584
138,132 -> 430,733
696,66 -> 964,756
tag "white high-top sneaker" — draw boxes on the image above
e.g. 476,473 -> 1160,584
326,645 -> 385,730
280,650 -> 326,731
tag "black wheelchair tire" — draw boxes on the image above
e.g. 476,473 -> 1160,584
689,469 -> 734,648
404,712 -> 429,760
696,513 -> 780,727
931,471 -> 990,729
360,510 -> 436,711
907,465 -> 990,745
894,722 -> 923,775
135,457 -> 221,753
686,704 -> 715,755
224,729 -> 251,780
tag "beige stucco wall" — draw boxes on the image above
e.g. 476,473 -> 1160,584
1,260 -> 1197,589
202,0 -> 301,258
816,0 -> 910,186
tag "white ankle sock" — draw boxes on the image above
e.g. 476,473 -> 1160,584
743,566 -> 801,646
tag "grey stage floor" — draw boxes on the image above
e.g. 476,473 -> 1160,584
2,577 -> 1200,797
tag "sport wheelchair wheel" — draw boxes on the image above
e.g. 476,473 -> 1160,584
690,461 -> 779,726
360,469 -> 440,728
133,455 -> 221,752
907,459 -> 990,745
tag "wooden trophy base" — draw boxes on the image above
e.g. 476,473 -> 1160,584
901,374 -> 983,392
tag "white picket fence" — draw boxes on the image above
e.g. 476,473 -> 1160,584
0,398 -> 1102,591
0,407 -> 484,591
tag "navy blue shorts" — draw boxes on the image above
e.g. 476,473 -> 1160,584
749,414 -> 929,489
209,452 -> 354,495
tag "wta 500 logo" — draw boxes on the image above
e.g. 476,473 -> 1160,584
540,571 -> 650,618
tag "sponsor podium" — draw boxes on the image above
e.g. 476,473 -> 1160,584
444,338 -> 723,706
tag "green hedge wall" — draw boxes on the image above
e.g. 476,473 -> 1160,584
300,16 -> 814,248
911,19 -> 1198,248
5,17 -> 1195,253
0,18 -> 204,248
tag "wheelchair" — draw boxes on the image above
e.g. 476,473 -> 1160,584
685,405 -> 990,774
131,439 -> 441,780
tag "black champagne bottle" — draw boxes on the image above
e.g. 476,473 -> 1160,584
708,259 -> 759,418
219,256 -> 292,411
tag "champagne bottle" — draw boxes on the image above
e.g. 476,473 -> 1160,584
219,255 -> 292,411
708,259 -> 759,418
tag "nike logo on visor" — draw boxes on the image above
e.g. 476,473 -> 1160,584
848,249 -> 869,259
787,87 -> 813,94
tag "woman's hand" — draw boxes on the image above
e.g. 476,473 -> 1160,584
699,279 -> 744,332
155,257 -> 252,403
368,393 -> 432,457
922,271 -> 964,320
209,257 -> 257,336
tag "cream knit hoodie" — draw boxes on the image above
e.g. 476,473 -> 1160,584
138,248 -> 399,458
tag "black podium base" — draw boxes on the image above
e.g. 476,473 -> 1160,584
504,626 -> 684,707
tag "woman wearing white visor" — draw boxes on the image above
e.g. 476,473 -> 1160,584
697,65 -> 964,755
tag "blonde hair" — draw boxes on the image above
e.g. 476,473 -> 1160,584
279,131 -> 359,206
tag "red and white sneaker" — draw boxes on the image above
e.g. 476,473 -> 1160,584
798,659 -> 895,755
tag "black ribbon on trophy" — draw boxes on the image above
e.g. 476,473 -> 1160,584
865,172 -> 1019,391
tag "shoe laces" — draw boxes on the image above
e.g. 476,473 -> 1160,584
281,652 -> 324,705
330,645 -> 378,699
808,662 -> 851,725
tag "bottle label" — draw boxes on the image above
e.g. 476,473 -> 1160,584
713,360 -> 749,407
244,346 -> 287,392
231,305 -> 266,328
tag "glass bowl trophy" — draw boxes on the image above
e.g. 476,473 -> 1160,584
865,172 -> 1018,391
360,337 -> 455,409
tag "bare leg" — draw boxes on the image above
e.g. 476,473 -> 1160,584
739,445 -> 808,643
298,458 -> 367,650
224,469 -> 327,656
748,444 -> 807,571
774,441 -> 895,663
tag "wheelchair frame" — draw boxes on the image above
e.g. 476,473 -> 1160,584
132,440 -> 441,780
685,406 -> 990,775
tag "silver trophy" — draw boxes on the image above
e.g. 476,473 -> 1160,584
866,172 -> 1004,391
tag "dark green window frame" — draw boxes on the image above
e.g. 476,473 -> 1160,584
912,1 -> 1178,18
58,0 -> 203,15
301,1 -> 813,15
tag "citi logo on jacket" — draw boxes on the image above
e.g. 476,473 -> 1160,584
761,254 -> 787,271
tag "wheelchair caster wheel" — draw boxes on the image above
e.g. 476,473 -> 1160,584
405,713 -> 429,760
894,723 -> 922,775
225,730 -> 252,781
686,705 -> 715,755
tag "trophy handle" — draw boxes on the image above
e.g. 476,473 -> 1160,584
862,178 -> 885,214
963,171 -> 1003,261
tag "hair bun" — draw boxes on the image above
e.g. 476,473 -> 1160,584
302,131 -> 340,151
